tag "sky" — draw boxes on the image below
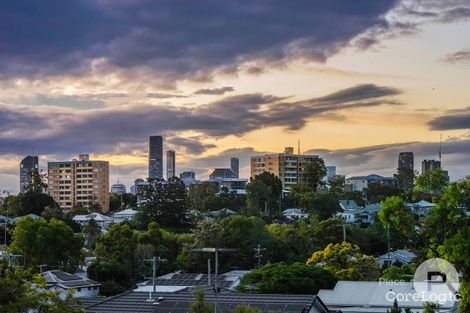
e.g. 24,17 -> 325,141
1,0 -> 470,193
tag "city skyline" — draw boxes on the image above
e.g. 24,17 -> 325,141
1,1 -> 470,192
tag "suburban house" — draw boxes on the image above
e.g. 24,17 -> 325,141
376,249 -> 417,268
318,281 -> 459,312
42,270 -> 101,299
282,208 -> 309,221
72,213 -> 113,229
113,208 -> 138,223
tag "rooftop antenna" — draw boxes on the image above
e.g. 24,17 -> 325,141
298,139 -> 301,155
32,144 -> 35,157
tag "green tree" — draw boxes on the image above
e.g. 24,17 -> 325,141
382,264 -> 416,282
238,262 -> 336,294
415,169 -> 448,196
137,177 -> 188,227
424,178 -> 468,251
299,192 -> 340,220
246,172 -> 282,216
387,299 -> 402,313
328,175 -> 345,198
9,217 -> 83,272
189,288 -> 213,313
394,167 -> 415,194
303,158 -> 327,192
82,219 -> 102,249
306,242 -> 381,281
366,182 -> 401,204
0,262 -> 84,312
379,196 -> 415,238
41,205 -> 65,221
423,302 -> 437,313
189,182 -> 219,211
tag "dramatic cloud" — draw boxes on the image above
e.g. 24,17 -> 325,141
428,112 -> 470,130
443,49 -> 470,64
0,1 -> 399,84
194,87 -> 235,95
0,84 -> 401,156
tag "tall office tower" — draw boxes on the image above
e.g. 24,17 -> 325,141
422,159 -> 441,173
148,136 -> 163,179
398,152 -> 414,171
250,147 -> 319,190
19,155 -> 39,192
48,154 -> 109,212
230,157 -> 239,178
166,150 -> 176,179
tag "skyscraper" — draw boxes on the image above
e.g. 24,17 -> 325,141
230,157 -> 239,178
166,150 -> 175,179
20,155 -> 39,192
148,136 -> 163,179
398,152 -> 414,171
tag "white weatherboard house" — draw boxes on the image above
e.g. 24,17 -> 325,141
113,208 -> 138,223
282,208 -> 309,220
318,281 -> 459,312
42,270 -> 100,299
73,213 -> 113,229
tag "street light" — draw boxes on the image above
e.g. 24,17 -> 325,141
191,248 -> 237,313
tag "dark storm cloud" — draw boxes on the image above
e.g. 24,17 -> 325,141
194,87 -> 235,95
443,49 -> 470,64
0,0 -> 399,83
167,137 -> 216,154
0,84 -> 401,156
428,113 -> 470,130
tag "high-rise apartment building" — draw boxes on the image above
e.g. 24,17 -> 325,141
48,154 -> 109,212
398,152 -> 414,171
250,147 -> 319,190
19,155 -> 39,192
230,157 -> 239,178
148,136 -> 163,179
166,150 -> 175,179
422,159 -> 441,173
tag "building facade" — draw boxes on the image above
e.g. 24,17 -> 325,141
48,154 -> 109,212
111,182 -> 126,194
398,152 -> 414,171
19,155 -> 39,192
230,157 -> 239,178
166,150 -> 175,179
250,147 -> 319,190
345,174 -> 396,192
148,136 -> 163,179
422,159 -> 441,173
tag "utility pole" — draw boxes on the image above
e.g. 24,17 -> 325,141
387,227 -> 391,268
207,259 -> 211,286
143,256 -> 167,300
192,248 -> 237,313
253,244 -> 266,269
